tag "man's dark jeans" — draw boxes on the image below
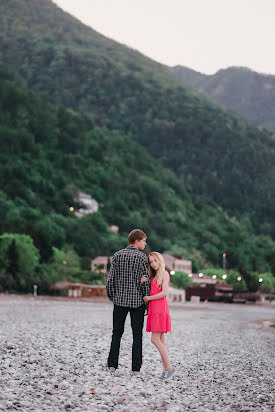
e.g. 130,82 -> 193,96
107,304 -> 145,371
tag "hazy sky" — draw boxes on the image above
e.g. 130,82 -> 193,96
54,0 -> 274,75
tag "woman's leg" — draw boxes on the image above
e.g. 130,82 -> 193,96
160,332 -> 166,348
151,332 -> 172,371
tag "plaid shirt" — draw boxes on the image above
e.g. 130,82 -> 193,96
106,246 -> 150,308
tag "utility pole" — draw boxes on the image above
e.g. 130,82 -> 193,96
222,253 -> 227,271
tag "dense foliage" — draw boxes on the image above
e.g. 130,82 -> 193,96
170,272 -> 193,290
171,65 -> 275,132
0,0 -> 274,238
0,233 -> 39,292
0,68 -> 274,293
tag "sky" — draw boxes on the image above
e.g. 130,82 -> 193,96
54,0 -> 275,75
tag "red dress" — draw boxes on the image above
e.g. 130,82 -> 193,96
146,277 -> 171,333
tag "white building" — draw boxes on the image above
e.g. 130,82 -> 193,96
91,256 -> 113,273
73,191 -> 98,216
167,286 -> 186,303
108,225 -> 119,233
162,254 -> 192,274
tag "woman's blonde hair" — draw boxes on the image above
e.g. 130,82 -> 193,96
148,252 -> 166,287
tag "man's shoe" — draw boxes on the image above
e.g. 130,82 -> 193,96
162,367 -> 176,380
131,371 -> 141,377
108,366 -> 116,374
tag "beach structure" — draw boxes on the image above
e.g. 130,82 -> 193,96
186,273 -> 233,302
167,286 -> 186,303
67,283 -> 106,298
50,280 -> 106,298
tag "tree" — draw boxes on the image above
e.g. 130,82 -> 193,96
258,273 -> 275,293
0,233 -> 40,291
6,239 -> 19,276
171,272 -> 193,290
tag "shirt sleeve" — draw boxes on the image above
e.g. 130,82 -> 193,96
140,256 -> 151,296
106,255 -> 116,302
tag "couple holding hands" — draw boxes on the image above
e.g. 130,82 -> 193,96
106,229 -> 175,380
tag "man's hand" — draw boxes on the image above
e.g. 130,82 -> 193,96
140,275 -> 147,284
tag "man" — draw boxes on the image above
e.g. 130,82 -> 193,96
106,229 -> 150,374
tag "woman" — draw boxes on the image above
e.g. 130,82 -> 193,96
141,252 -> 175,380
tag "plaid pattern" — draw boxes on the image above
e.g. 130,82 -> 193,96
106,246 -> 150,308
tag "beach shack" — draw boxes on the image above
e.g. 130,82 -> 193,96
185,273 -> 233,302
50,280 -> 106,298
67,283 -> 106,298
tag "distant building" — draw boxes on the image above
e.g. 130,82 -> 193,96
162,254 -> 192,274
73,191 -> 98,216
108,225 -> 119,233
50,280 -> 72,291
167,286 -> 186,304
91,256 -> 112,273
92,253 -> 192,275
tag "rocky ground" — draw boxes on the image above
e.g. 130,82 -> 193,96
0,295 -> 274,411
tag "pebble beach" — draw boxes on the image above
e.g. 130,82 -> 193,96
0,295 -> 274,412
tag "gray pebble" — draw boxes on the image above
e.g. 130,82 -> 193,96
0,296 -> 274,412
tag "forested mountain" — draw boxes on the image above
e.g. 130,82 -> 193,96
171,65 -> 275,132
0,0 -> 274,239
2,67 -> 274,277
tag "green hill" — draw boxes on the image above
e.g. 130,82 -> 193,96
171,65 -> 275,132
0,0 -> 274,238
0,67 -> 274,279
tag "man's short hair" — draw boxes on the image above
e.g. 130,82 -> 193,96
128,229 -> 147,244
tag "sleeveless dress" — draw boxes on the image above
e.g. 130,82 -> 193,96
146,277 -> 171,333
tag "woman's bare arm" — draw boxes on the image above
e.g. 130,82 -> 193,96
143,271 -> 169,302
